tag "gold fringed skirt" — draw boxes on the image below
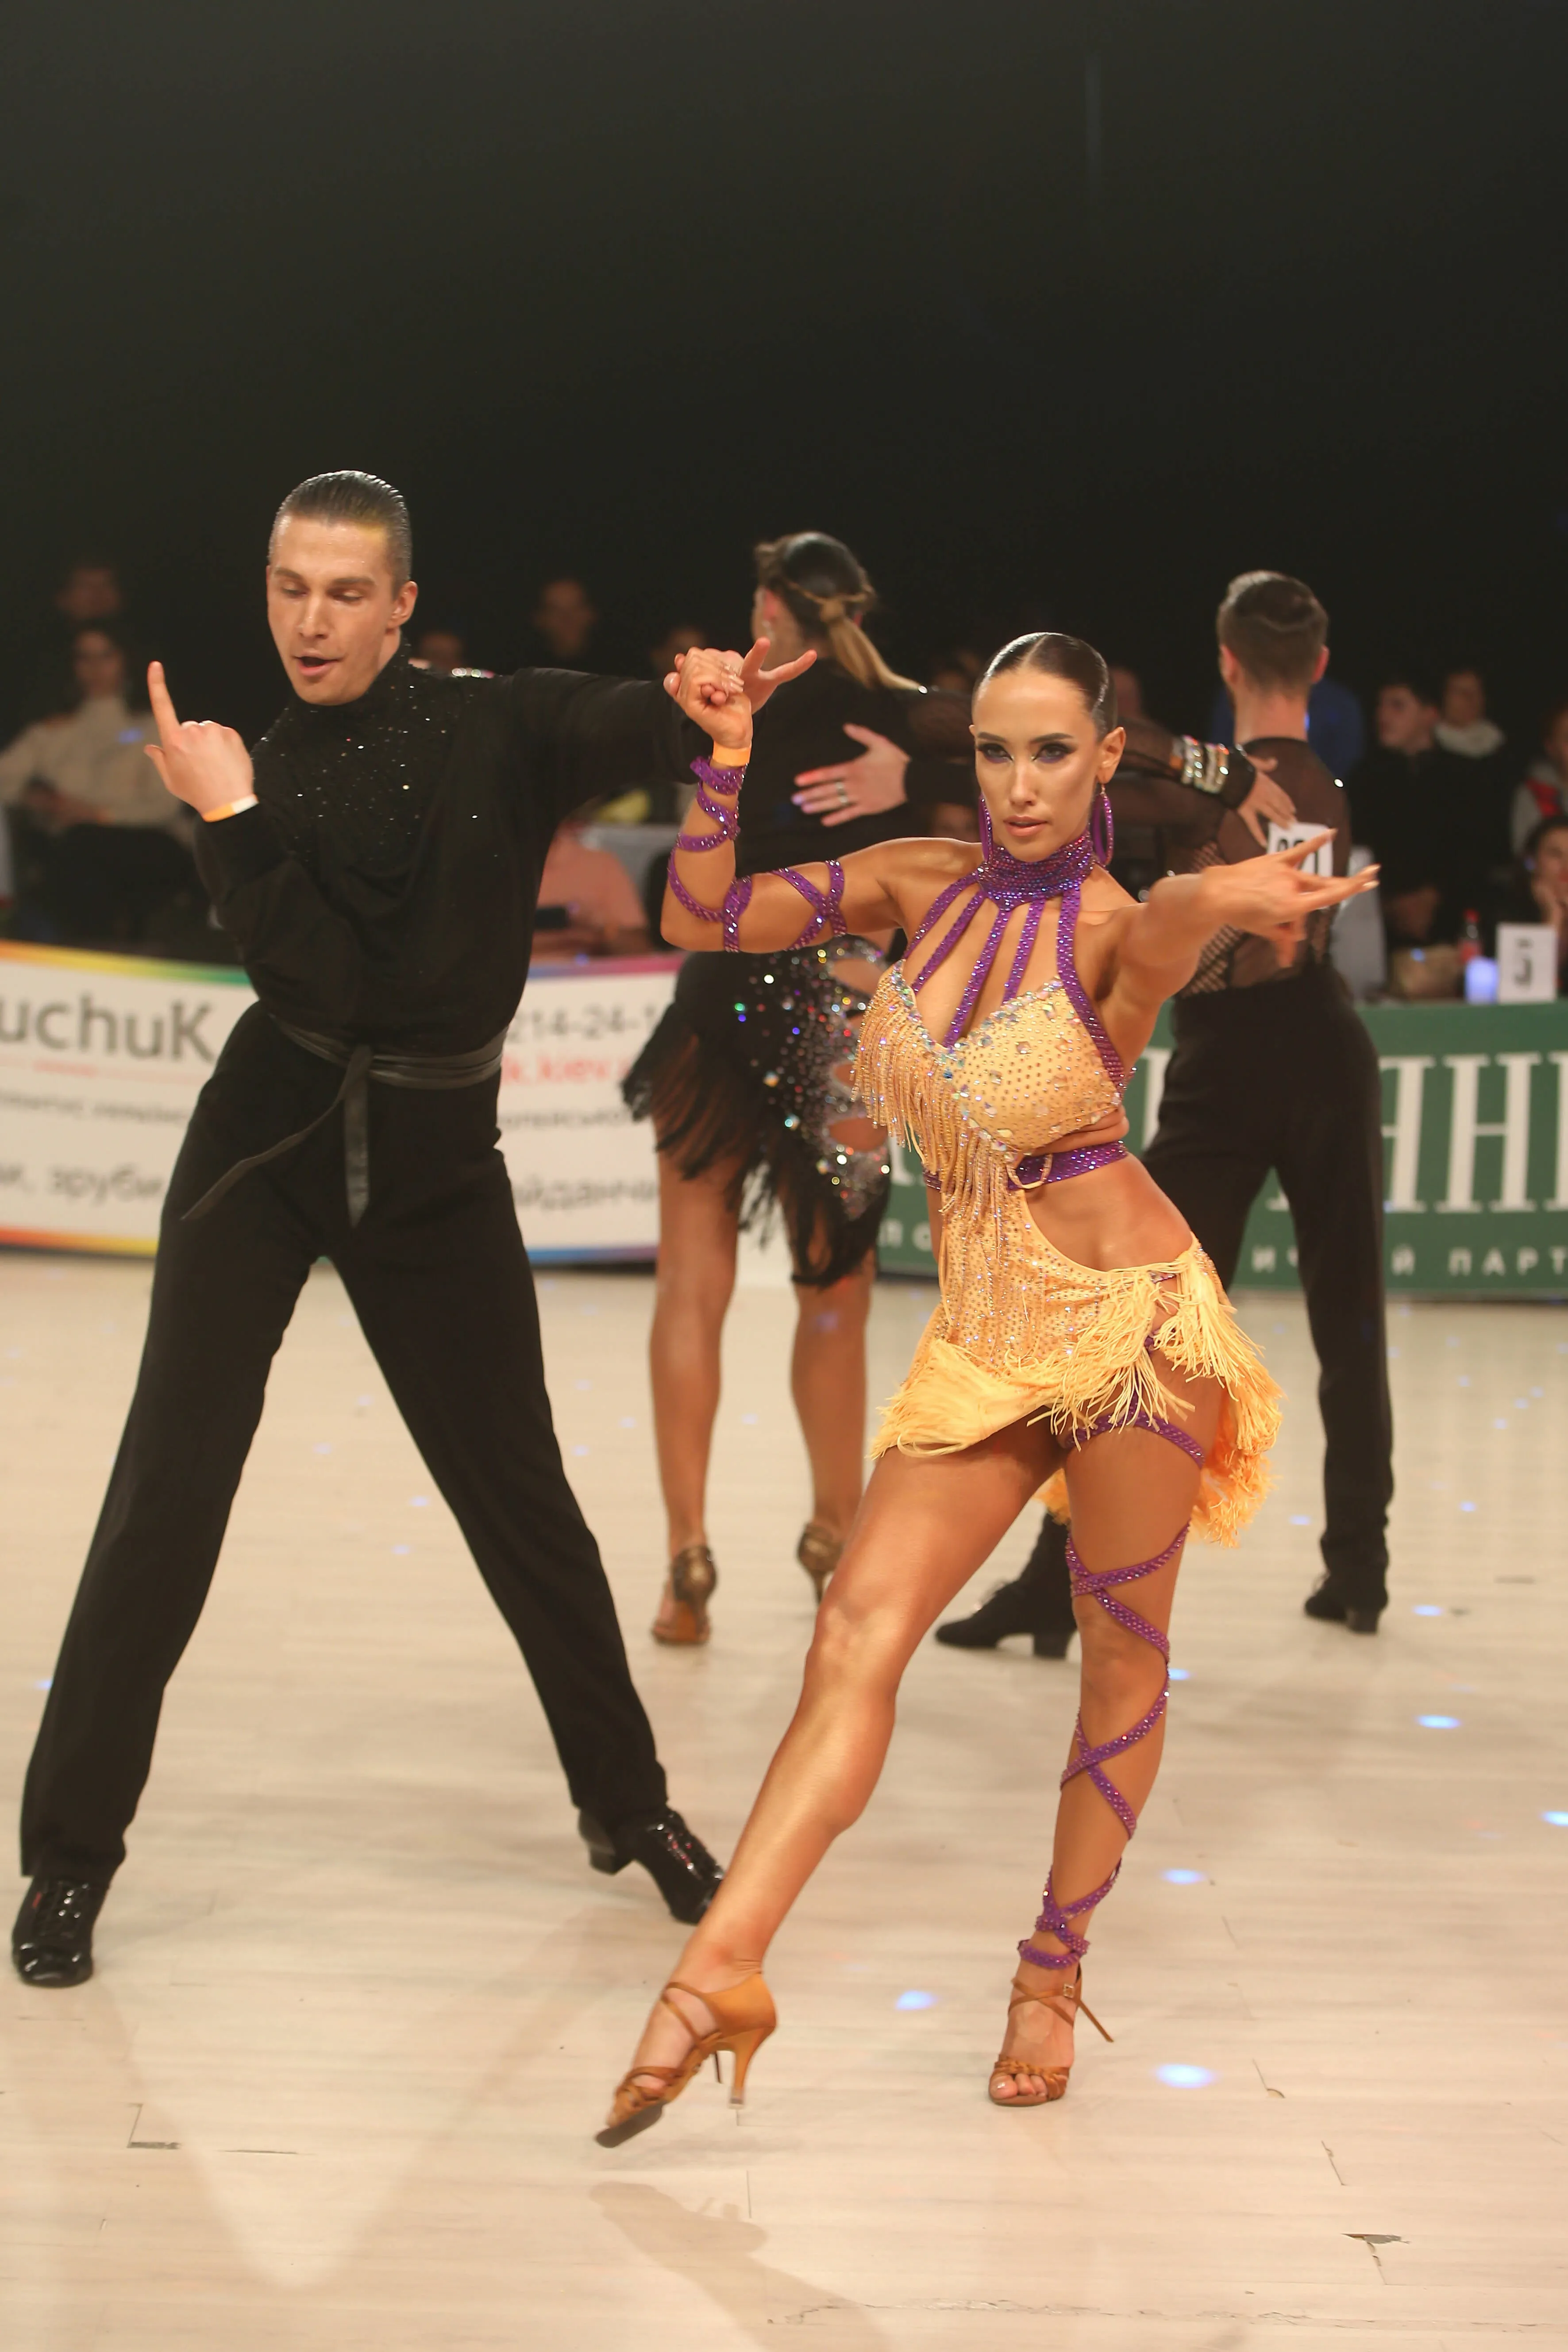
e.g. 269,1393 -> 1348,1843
871,1232 -> 1281,1547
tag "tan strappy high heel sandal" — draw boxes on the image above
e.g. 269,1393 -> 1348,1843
988,1967 -> 1111,2107
597,1974 -> 777,2147
796,1521 -> 842,1603
652,1544 -> 717,1645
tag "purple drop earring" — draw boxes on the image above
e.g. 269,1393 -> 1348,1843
1090,785 -> 1114,867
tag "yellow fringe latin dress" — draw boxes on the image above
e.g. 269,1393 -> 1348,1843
855,844 -> 1280,1546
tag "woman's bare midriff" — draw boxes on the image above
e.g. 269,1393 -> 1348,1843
1021,1149 -> 1193,1273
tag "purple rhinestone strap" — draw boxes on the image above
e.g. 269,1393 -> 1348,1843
721,876 -> 753,951
691,757 -> 746,797
1054,882 -> 1126,1092
941,903 -> 1013,1049
1066,1404 -> 1205,1466
1005,899 -> 1044,1000
776,860 -> 849,948
1017,1521 -> 1188,1971
908,883 -> 986,993
1012,1138 -> 1130,1189
666,866 -> 723,925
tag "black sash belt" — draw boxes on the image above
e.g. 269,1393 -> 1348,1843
183,1019 -> 509,1228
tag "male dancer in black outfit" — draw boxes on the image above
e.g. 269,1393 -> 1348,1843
940,571 -> 1393,1651
12,471 -> 792,1986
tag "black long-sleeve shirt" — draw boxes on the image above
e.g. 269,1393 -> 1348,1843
734,661 -> 973,877
195,647 -> 696,1055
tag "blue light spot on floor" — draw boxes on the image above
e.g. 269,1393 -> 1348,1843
1460,1501 -> 1477,1513
1163,1869 -> 1204,1885
1289,1514 -> 1311,1525
1412,1605 -> 1443,1617
1418,1715 -> 1460,1730
1155,2063 -> 1215,2088
1543,1812 -> 1568,1828
572,1444 -> 589,1457
741,1413 -> 759,1425
896,1990 -> 939,2011
392,1544 -> 410,1556
410,1496 -> 430,1508
1168,1667 -> 1191,1682
34,1678 -> 52,1692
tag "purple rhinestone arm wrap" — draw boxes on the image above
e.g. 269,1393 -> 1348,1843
774,859 -> 849,947
667,758 -> 746,921
721,876 -> 754,950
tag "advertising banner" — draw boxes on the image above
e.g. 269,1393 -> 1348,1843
878,998 -> 1568,1298
0,942 -> 678,1260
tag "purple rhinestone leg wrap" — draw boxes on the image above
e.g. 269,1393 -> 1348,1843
1017,1521 -> 1188,1972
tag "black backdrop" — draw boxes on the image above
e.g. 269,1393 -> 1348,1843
3,0 -> 1565,739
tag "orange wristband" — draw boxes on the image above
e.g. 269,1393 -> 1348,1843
202,795 -> 259,823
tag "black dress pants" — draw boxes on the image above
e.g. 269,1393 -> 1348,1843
1141,965 -> 1393,1598
21,1008 -> 666,1885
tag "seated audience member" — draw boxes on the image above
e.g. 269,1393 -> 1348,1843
411,623 -> 470,674
524,575 -> 623,673
4,554 -> 129,739
0,622 -> 193,945
928,647 -> 985,695
1511,698 -> 1568,852
532,815 -> 651,962
647,622 -> 707,679
1436,664 -> 1506,759
1492,814 -> 1568,993
1352,670 -> 1511,944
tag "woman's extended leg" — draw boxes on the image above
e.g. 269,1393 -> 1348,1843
605,1418 -> 1062,2103
648,1151 -> 742,1562
992,1363 -> 1222,2101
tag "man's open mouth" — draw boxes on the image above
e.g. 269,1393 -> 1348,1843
295,654 -> 338,678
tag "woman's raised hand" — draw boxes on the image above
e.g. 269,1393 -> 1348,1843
143,662 -> 254,815
1217,832 -> 1379,964
665,637 -> 816,750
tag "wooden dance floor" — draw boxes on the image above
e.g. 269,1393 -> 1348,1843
1,1251 -> 1564,2349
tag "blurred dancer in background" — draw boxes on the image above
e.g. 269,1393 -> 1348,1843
623,531 -> 970,1643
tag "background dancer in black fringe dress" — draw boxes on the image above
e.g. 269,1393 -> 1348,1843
622,533 -> 971,1644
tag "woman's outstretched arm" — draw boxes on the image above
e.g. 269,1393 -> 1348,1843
1101,832 -> 1379,1029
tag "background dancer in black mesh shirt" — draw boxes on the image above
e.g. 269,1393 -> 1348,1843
10,471 -> 786,1987
939,571 -> 1392,1653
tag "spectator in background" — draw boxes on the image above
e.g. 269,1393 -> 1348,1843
1511,698 -> 1568,852
1352,670 -> 1512,946
1211,666 -> 1365,781
1436,664 -> 1506,760
647,622 -> 707,679
1108,662 -> 1146,719
411,624 -> 470,674
928,647 -> 984,694
1493,814 -> 1568,993
532,814 -> 651,962
0,623 -> 193,943
4,555 -> 131,737
526,575 -> 617,671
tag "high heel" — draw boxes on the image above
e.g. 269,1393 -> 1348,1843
652,1544 -> 717,1645
796,1521 -> 841,1603
988,1966 -> 1111,2108
596,1973 -> 777,2147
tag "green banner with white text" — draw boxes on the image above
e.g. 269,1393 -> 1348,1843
877,999 -> 1568,1298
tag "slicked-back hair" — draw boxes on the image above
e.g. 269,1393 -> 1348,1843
270,471 -> 412,588
978,631 -> 1119,738
1217,570 -> 1328,695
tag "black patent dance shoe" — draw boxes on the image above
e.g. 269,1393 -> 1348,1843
12,1877 -> 107,1987
578,1807 -> 724,1925
936,1576 -> 1075,1658
1303,1573 -> 1386,1636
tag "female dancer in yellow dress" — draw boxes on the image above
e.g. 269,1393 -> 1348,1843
598,628 -> 1375,2140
